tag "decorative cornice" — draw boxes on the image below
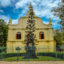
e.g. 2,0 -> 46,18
7,40 -> 54,42
8,28 -> 53,30
7,41 -> 24,42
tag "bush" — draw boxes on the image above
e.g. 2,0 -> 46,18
37,52 -> 64,59
2,53 -> 25,58
0,52 -> 64,60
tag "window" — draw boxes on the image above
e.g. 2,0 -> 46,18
39,32 -> 44,39
16,32 -> 21,39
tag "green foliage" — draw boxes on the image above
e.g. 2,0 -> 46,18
3,56 -> 62,61
52,0 -> 64,30
52,0 -> 64,48
54,30 -> 64,49
0,19 -> 8,46
37,52 -> 64,59
16,47 -> 21,51
1,52 -> 64,61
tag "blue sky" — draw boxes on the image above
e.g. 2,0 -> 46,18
0,0 -> 61,29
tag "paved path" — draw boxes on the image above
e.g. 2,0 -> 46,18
0,61 -> 64,64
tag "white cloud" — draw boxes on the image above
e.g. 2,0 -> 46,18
15,0 -> 62,29
0,0 -> 11,7
0,15 -> 9,23
0,15 -> 18,24
0,0 -> 60,21
32,0 -> 61,20
43,21 -> 49,24
0,0 -> 61,29
0,9 -> 4,13
0,0 -> 16,7
12,19 -> 18,24
15,0 -> 61,21
19,7 -> 28,17
15,0 -> 30,9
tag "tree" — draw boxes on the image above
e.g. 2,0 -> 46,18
52,0 -> 64,50
54,29 -> 63,50
24,4 -> 37,58
0,19 -> 8,46
53,0 -> 64,30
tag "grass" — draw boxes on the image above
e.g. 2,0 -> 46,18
3,56 -> 63,61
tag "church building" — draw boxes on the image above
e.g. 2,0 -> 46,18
6,4 -> 56,53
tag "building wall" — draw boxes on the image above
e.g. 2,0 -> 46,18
6,17 -> 56,53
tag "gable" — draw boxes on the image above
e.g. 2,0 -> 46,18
9,17 -> 51,29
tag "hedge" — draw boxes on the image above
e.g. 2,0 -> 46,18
0,52 -> 64,59
37,52 -> 64,59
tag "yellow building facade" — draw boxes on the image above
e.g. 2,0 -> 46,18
6,4 -> 56,53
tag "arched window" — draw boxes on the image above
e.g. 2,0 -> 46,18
39,32 -> 44,39
16,32 -> 21,39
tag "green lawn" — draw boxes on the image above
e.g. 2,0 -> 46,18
3,56 -> 63,61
